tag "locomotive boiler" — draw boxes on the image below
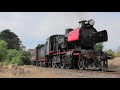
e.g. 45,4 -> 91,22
31,19 -> 111,71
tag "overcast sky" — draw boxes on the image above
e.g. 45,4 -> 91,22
0,12 -> 119,51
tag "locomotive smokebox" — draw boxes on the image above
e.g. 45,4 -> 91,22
65,28 -> 73,37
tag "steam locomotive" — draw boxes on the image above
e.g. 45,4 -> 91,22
31,19 -> 111,71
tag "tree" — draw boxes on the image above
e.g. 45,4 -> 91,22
105,49 -> 115,55
0,29 -> 22,50
28,49 -> 34,52
0,40 -> 8,61
19,50 -> 31,65
37,44 -> 44,48
94,43 -> 104,51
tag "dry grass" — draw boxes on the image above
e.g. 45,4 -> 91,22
0,57 -> 120,78
108,57 -> 120,71
109,57 -> 120,66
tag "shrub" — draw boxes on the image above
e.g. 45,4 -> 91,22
6,49 -> 31,65
0,40 -> 8,61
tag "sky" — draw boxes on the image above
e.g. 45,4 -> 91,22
0,12 -> 119,51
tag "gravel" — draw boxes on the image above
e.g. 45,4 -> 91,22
0,57 -> 120,78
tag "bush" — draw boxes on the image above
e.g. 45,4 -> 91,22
94,43 -> 104,51
104,49 -> 115,55
19,50 -> 31,65
6,49 -> 31,65
0,40 -> 8,61
0,34 -> 31,65
0,62 -> 3,66
114,53 -> 120,57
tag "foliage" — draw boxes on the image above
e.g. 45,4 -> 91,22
104,47 -> 120,57
19,50 -> 31,65
114,46 -> 120,57
28,49 -> 34,52
37,44 -> 44,48
0,41 -> 31,65
6,49 -> 31,65
0,40 -> 8,61
0,29 -> 31,65
0,62 -> 3,66
104,49 -> 115,55
114,53 -> 120,57
94,43 -> 104,51
0,29 -> 22,50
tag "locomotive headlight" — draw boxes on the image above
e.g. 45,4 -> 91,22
89,19 -> 95,26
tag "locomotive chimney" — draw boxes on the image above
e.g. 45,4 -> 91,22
79,20 -> 86,28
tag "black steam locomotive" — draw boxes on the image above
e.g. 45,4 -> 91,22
31,19 -> 110,71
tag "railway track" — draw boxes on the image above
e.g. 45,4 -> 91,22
78,69 -> 120,75
49,66 -> 120,75
32,65 -> 120,78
